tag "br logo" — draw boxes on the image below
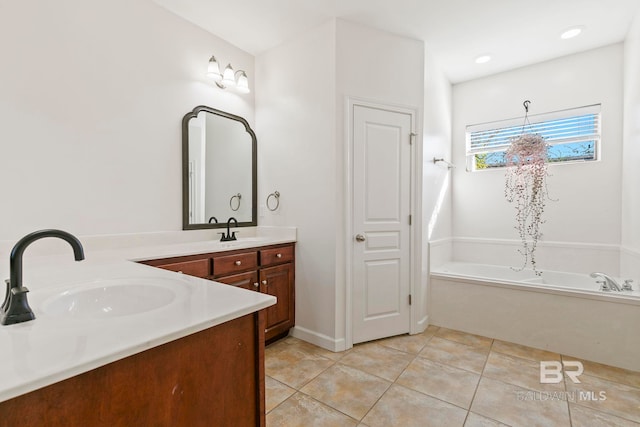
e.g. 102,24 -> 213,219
539,361 -> 584,384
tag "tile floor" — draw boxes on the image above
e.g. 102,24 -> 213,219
264,325 -> 640,426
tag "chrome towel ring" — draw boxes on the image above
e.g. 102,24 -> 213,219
230,193 -> 242,211
266,191 -> 280,211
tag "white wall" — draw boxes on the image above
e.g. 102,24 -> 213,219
0,0 -> 254,241
335,20 -> 426,343
451,44 -> 624,272
257,19 -> 427,350
621,11 -> 640,280
421,48 -> 453,323
256,20 -> 338,344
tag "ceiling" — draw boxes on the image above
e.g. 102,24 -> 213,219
153,0 -> 640,83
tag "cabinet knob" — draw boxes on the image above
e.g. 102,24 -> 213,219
177,271 -> 183,274
253,282 -> 259,289
276,253 -> 282,258
235,260 -> 242,266
262,280 -> 268,286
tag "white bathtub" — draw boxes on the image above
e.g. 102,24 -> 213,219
429,262 -> 640,371
432,262 -> 640,298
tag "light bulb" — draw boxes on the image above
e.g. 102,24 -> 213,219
206,56 -> 222,81
221,64 -> 235,87
236,71 -> 250,93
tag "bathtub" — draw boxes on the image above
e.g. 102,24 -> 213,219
432,262 -> 640,298
429,262 -> 640,371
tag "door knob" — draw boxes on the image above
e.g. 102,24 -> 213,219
355,234 -> 366,242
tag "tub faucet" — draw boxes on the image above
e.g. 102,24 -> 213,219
590,272 -> 622,292
1,229 -> 85,325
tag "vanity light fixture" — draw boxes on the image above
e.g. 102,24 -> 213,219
207,55 -> 250,93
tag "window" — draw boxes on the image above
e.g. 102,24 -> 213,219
466,104 -> 601,170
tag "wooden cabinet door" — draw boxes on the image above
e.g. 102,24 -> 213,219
0,313 -> 265,427
260,263 -> 294,341
215,271 -> 259,292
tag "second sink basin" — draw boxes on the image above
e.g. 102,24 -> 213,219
41,278 -> 181,319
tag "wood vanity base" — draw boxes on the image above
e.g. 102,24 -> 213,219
141,243 -> 295,343
0,312 -> 265,427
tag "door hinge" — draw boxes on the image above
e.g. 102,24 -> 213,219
409,294 -> 412,305
409,132 -> 416,145
409,214 -> 412,225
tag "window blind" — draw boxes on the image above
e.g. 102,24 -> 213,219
466,104 -> 601,156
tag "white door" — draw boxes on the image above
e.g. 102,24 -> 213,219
352,104 -> 413,344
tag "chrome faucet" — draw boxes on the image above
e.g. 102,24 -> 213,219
1,229 -> 85,325
590,272 -> 622,292
218,217 -> 238,242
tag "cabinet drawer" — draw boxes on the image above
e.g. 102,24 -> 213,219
260,245 -> 294,266
215,271 -> 260,291
156,259 -> 210,278
213,251 -> 258,276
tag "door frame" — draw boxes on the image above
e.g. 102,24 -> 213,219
344,97 -> 422,350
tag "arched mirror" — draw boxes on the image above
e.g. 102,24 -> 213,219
182,106 -> 257,229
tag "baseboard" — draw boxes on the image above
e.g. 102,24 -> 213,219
416,315 -> 429,333
290,326 -> 346,352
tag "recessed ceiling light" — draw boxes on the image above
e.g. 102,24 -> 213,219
475,55 -> 491,64
560,26 -> 584,40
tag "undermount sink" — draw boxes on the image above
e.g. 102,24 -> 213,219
41,278 -> 181,319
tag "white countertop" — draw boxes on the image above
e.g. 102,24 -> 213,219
0,231 -> 295,403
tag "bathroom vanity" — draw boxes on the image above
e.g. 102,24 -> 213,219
0,232 -> 295,427
140,242 -> 295,343
0,311 -> 266,426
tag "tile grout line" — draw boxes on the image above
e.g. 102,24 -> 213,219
343,332 -> 437,424
562,357 -> 574,427
463,338 -> 511,427
563,371 -> 640,425
356,334 -> 487,423
559,353 -> 640,425
264,341 -> 340,416
361,331 -> 502,424
355,343 -> 419,425
264,378 -> 294,417
267,332 -> 640,426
